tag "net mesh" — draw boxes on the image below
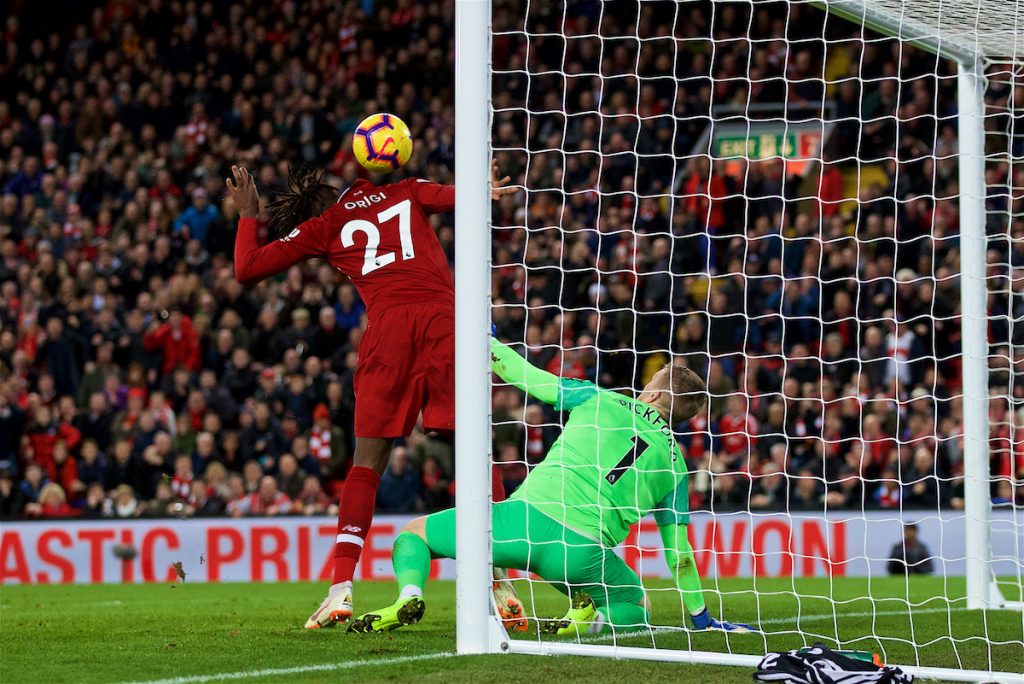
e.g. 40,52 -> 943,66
487,0 -> 1024,675
825,0 -> 1024,60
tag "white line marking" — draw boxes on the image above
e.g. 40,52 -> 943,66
0,599 -> 123,609
573,606 -> 973,644
122,651 -> 454,684
758,605 -> 966,626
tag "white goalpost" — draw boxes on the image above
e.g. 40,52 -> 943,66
454,0 -> 1024,680
454,0 -> 500,656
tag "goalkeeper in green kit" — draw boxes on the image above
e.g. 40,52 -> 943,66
349,337 -> 758,635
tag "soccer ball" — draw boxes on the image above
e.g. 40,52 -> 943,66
352,112 -> 413,172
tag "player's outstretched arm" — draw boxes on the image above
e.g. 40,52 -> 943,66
410,161 -> 514,215
490,338 -> 561,405
491,338 -> 597,409
227,165 -> 325,287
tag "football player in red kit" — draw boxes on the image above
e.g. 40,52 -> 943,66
226,164 -> 514,628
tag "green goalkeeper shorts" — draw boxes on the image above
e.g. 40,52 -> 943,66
424,498 -> 645,608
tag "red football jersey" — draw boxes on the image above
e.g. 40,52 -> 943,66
235,177 -> 455,313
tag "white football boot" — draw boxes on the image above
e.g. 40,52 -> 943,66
304,582 -> 354,629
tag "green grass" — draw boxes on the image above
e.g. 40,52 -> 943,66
1,578 -> 1021,683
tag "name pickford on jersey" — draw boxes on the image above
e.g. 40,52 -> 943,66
617,397 -> 675,438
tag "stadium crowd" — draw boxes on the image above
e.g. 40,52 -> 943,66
0,0 -> 1021,521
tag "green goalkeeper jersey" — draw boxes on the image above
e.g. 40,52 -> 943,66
492,339 -> 689,547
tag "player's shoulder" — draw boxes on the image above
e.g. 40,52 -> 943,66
558,377 -> 601,407
329,178 -> 399,214
602,390 -> 637,411
374,176 -> 430,191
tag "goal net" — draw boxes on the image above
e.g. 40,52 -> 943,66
456,0 -> 1024,681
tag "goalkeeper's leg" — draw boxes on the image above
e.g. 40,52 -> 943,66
352,499 -> 648,635
535,538 -> 648,636
349,502 -> 531,633
347,517 -> 432,633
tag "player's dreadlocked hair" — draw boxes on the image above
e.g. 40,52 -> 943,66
267,164 -> 338,236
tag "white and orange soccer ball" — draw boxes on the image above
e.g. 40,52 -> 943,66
352,112 -> 413,172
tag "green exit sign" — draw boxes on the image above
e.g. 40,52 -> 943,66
715,132 -> 798,159
716,127 -> 827,161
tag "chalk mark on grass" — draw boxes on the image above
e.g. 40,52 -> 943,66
122,651 -> 455,684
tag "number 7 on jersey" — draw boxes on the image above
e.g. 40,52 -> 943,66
606,435 -> 652,485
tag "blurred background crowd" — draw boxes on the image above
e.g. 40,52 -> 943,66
0,0 -> 1020,520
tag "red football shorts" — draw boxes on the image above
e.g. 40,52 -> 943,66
354,302 -> 454,438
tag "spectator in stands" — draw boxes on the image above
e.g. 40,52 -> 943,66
826,465 -> 864,509
295,476 -> 333,516
874,467 -> 902,509
18,464 -> 46,513
75,393 -> 113,451
80,482 -> 107,519
790,470 -> 824,510
111,484 -> 142,518
886,523 -> 934,575
523,404 -> 555,467
0,395 -> 24,475
0,0 -> 1012,521
24,483 -> 77,518
203,462 -> 230,501
192,432 -> 217,476
240,402 -> 288,467
105,438 -> 142,494
277,454 -> 306,500
992,480 -> 1015,506
711,472 -> 748,510
51,441 -> 82,501
248,475 -> 292,516
241,460 -> 263,495
717,395 -> 759,470
309,403 -> 348,480
173,188 -> 221,248
147,480 -> 176,518
143,311 -> 202,376
187,479 -> 225,518
24,405 -> 81,481
226,475 -> 250,518
495,443 -> 527,497
420,455 -> 451,510
377,446 -> 421,513
902,448 -> 945,507
0,467 -> 23,517
38,317 -> 81,396
170,454 -> 193,500
750,463 -> 786,510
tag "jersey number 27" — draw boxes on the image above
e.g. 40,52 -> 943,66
340,199 -> 414,275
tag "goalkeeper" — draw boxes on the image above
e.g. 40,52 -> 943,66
350,337 -> 756,635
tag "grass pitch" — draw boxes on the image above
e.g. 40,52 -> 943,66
1,577 -> 1021,683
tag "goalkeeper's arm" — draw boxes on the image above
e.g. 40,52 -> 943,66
490,338 -> 596,409
658,520 -> 759,632
659,521 -> 707,618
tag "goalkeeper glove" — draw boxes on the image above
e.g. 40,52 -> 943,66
690,607 -> 758,633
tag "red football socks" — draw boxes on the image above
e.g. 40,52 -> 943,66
332,461 -> 505,584
332,465 -> 381,585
